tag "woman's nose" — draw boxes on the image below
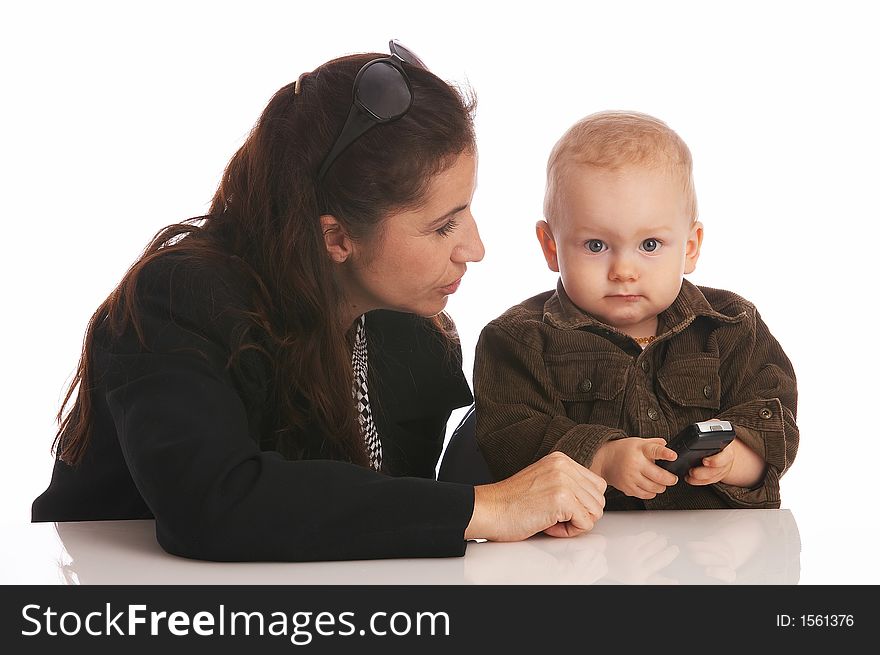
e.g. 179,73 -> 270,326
453,213 -> 485,263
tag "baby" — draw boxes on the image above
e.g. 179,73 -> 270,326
474,110 -> 798,510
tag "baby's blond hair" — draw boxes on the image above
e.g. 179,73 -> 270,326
544,110 -> 698,224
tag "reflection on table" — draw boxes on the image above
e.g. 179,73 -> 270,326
464,509 -> 800,585
41,509 -> 800,585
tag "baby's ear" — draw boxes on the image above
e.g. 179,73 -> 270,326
535,220 -> 560,272
684,220 -> 704,274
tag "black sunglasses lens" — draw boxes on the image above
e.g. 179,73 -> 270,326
317,42 -> 424,181
357,62 -> 411,120
389,40 -> 427,69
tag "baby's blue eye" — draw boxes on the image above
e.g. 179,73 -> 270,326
586,239 -> 605,253
641,239 -> 660,252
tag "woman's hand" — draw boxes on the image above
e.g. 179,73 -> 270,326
464,451 -> 607,542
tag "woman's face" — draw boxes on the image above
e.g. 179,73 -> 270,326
339,151 -> 485,321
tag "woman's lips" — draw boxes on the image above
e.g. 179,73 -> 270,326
440,278 -> 462,295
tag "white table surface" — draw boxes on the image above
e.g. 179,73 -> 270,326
2,509 -> 802,585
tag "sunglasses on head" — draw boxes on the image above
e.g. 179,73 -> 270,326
317,40 -> 427,183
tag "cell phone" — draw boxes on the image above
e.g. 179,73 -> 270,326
656,419 -> 736,479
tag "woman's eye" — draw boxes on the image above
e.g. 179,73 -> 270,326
436,218 -> 459,237
641,238 -> 661,252
586,239 -> 606,253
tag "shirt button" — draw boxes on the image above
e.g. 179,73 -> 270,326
640,360 -> 650,373
647,408 -> 659,421
578,379 -> 592,393
703,384 -> 714,399
760,408 -> 773,419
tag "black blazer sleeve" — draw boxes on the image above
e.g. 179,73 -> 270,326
33,255 -> 475,562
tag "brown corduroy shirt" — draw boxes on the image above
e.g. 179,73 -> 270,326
474,279 -> 799,510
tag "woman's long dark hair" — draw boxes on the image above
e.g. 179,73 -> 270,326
55,51 -> 477,467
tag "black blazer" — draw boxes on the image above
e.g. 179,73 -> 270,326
32,253 -> 475,561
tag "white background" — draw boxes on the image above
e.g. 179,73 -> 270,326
3,1 -> 878,583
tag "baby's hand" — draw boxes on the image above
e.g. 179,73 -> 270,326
594,437 -> 678,500
685,441 -> 735,486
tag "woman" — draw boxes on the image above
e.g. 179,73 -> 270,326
32,41 -> 606,561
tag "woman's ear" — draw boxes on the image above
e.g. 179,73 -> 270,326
320,215 -> 353,263
535,220 -> 560,272
684,220 -> 704,274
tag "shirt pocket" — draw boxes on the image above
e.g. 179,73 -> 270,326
545,353 -> 629,425
657,355 -> 722,418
